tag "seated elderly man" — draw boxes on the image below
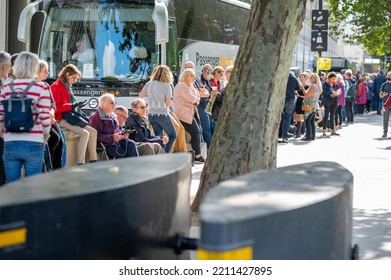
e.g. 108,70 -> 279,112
89,94 -> 139,158
115,104 -> 165,155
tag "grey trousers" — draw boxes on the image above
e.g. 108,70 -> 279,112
136,142 -> 165,156
383,107 -> 391,133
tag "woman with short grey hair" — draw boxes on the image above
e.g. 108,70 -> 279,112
130,98 -> 144,110
0,51 -> 52,182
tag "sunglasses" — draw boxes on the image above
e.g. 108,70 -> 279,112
203,69 -> 212,73
138,105 -> 148,109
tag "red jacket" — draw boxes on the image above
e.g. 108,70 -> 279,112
50,79 -> 73,122
384,95 -> 391,109
356,81 -> 367,105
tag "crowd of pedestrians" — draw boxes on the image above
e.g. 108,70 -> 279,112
4,49 -> 390,185
279,67 -> 391,143
0,49 -> 234,185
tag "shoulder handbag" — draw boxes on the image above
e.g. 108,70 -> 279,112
63,110 -> 90,128
302,104 -> 313,112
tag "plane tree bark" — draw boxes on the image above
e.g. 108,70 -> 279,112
192,0 -> 307,212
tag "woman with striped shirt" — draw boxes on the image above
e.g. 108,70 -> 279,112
0,51 -> 51,183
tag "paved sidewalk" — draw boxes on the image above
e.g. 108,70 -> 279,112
277,112 -> 391,260
190,112 -> 391,259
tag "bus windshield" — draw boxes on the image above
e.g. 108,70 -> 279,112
40,2 -> 156,83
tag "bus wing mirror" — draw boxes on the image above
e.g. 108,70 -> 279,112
18,0 -> 49,43
153,0 -> 169,44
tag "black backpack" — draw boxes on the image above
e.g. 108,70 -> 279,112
345,80 -> 357,100
1,81 -> 37,132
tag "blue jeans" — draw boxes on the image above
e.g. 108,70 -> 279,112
198,106 -> 214,148
378,98 -> 384,111
372,94 -> 379,111
148,114 -> 177,153
305,112 -> 316,140
281,100 -> 295,139
4,141 -> 44,183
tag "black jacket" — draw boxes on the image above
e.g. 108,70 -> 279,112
285,72 -> 301,103
212,87 -> 226,121
125,112 -> 163,145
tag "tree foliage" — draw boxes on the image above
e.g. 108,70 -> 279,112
328,0 -> 391,56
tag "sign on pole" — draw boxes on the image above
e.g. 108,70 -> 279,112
311,31 -> 328,52
311,10 -> 329,31
318,57 -> 331,70
311,9 -> 329,52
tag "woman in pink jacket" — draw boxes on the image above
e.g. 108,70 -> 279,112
173,68 -> 204,163
336,74 -> 345,129
355,76 -> 367,115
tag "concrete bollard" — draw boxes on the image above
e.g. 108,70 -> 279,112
198,161 -> 355,260
0,153 -> 192,260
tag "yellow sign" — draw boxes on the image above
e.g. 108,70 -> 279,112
197,246 -> 252,260
318,57 -> 331,70
0,227 -> 27,248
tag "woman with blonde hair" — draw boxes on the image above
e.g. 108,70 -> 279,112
173,68 -> 204,163
302,73 -> 322,141
50,64 -> 97,165
139,65 -> 176,153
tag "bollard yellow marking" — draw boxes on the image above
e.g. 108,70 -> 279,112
197,246 -> 252,260
0,227 -> 27,248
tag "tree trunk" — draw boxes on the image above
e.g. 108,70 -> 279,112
192,0 -> 307,212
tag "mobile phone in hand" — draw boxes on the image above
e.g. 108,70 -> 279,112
121,129 -> 136,135
79,100 -> 88,108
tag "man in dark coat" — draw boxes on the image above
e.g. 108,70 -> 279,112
373,70 -> 387,115
279,71 -> 301,143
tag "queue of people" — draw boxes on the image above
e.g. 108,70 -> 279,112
0,49 -> 234,184
3,48 -> 391,185
279,68 -> 391,143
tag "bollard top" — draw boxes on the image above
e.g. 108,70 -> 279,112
200,161 -> 353,224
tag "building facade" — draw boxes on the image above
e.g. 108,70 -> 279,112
1,0 -> 361,73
